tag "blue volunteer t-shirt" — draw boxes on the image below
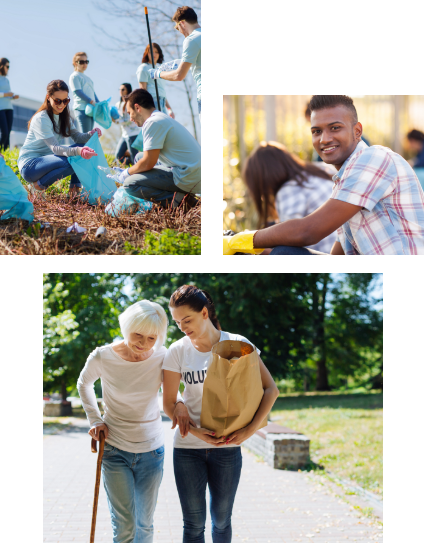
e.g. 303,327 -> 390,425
0,76 -> 13,111
69,71 -> 96,111
182,28 -> 201,100
141,111 -> 201,194
136,63 -> 167,99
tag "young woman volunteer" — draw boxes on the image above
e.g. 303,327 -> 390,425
136,43 -> 174,117
162,285 -> 279,543
114,83 -> 140,165
18,80 -> 100,196
69,52 -> 99,132
0,57 -> 19,150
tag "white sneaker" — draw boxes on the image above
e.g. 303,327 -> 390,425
28,183 -> 47,200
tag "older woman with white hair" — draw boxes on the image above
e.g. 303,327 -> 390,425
77,300 -> 170,543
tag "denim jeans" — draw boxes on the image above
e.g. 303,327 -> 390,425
173,447 -> 242,543
101,443 -> 165,543
115,135 -> 138,165
20,143 -> 83,189
269,246 -> 329,255
74,109 -> 94,132
0,109 -> 13,150
123,161 -> 188,207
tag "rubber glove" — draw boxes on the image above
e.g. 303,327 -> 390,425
80,147 -> 98,160
89,127 -> 102,138
118,169 -> 130,184
227,230 -> 265,255
148,67 -> 162,80
223,236 -> 236,255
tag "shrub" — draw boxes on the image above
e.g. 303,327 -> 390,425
125,229 -> 201,255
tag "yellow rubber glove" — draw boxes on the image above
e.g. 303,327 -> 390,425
223,236 -> 236,255
227,231 -> 265,255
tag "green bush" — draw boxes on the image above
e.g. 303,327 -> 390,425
125,229 -> 201,255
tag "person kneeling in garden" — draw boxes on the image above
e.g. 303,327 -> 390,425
115,89 -> 200,208
18,79 -> 100,197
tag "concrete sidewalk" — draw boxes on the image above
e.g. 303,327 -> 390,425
44,419 -> 383,542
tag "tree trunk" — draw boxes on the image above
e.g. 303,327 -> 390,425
312,274 -> 331,391
61,381 -> 67,402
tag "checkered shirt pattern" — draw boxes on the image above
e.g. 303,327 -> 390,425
275,170 -> 337,253
331,140 -> 424,255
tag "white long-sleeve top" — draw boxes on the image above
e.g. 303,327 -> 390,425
77,343 -> 167,453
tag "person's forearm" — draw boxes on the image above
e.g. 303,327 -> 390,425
159,69 -> 184,82
69,127 -> 91,144
254,219 -> 313,248
129,155 -> 156,174
74,89 -> 93,103
249,386 -> 279,431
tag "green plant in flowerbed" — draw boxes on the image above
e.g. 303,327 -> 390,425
124,229 -> 201,255
271,391 -> 383,496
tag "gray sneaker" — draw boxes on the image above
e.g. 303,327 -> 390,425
28,182 -> 47,200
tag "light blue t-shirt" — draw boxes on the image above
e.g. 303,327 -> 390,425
0,76 -> 13,111
18,111 -> 73,170
136,63 -> 167,99
142,111 -> 201,194
69,71 -> 96,111
182,28 -> 201,100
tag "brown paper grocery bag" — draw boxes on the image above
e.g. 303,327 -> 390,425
200,340 -> 268,438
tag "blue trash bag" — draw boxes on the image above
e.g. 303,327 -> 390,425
132,131 -> 144,152
68,132 -> 117,205
85,103 -> 94,117
105,186 -> 153,217
92,98 -> 112,129
110,106 -> 119,121
0,156 -> 34,222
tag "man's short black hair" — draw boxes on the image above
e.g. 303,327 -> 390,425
309,95 -> 358,124
407,129 -> 424,142
125,88 -> 155,110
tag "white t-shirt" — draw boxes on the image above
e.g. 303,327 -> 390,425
77,343 -> 167,453
162,331 -> 259,449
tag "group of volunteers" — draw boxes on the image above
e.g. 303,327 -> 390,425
77,285 -> 279,543
226,94 -> 424,256
0,5 -> 201,211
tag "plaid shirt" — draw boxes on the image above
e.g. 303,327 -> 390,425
331,141 -> 424,255
275,168 -> 337,253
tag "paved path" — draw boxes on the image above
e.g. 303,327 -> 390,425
44,419 -> 383,543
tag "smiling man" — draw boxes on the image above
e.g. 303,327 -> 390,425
226,95 -> 424,255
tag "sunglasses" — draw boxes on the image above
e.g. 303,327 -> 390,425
50,97 -> 71,106
174,19 -> 185,30
77,60 -> 89,65
5,65 -> 10,69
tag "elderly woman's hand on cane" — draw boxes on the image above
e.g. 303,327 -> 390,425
89,423 -> 109,441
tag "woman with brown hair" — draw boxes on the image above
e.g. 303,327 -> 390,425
162,285 -> 279,543
136,43 -> 174,117
0,57 -> 19,150
18,79 -> 100,195
242,141 -> 337,253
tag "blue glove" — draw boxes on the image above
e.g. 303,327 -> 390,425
148,68 -> 162,80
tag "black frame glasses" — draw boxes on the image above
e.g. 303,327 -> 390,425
77,60 -> 90,65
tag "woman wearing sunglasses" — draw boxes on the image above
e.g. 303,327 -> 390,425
69,52 -> 99,132
0,58 -> 20,150
136,43 -> 174,117
18,79 -> 100,196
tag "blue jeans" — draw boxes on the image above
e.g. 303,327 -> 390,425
173,447 -> 242,543
0,109 -> 13,150
124,160 -> 188,207
116,135 -> 138,165
269,246 -> 329,255
20,143 -> 83,189
102,443 -> 165,543
74,109 -> 94,132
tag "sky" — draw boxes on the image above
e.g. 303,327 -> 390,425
2,0 -> 200,141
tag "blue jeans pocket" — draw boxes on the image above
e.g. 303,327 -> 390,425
150,445 -> 165,458
103,443 -> 117,458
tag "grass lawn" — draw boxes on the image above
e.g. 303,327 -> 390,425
271,391 -> 383,497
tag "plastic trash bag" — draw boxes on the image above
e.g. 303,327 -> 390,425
110,106 -> 120,120
105,186 -> 153,217
85,103 -> 94,117
0,156 -> 34,222
68,132 -> 117,205
92,98 -> 112,129
160,59 -> 181,72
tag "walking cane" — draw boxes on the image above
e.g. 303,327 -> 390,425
144,6 -> 161,111
90,430 -> 105,543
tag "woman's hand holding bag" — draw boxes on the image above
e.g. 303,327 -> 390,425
89,423 -> 109,441
215,424 -> 258,447
189,426 -> 226,445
